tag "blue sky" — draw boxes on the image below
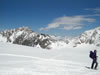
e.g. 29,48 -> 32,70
0,0 -> 100,36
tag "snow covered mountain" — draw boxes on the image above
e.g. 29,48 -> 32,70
70,27 -> 100,47
0,27 -> 100,49
0,27 -> 55,49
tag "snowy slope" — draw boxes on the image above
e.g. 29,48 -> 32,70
0,42 -> 100,75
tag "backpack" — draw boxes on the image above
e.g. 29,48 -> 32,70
89,51 -> 94,59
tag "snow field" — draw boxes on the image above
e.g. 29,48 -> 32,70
0,42 -> 100,75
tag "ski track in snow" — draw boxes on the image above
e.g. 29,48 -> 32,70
0,53 -> 43,60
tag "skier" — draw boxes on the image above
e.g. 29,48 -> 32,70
91,50 -> 98,69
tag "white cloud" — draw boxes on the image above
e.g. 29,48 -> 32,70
93,8 -> 100,13
85,8 -> 100,13
63,26 -> 82,30
40,15 -> 96,31
85,14 -> 100,17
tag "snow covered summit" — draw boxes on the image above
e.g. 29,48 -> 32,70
70,27 -> 100,47
0,27 -> 52,49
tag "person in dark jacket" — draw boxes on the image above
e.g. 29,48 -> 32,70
91,50 -> 98,69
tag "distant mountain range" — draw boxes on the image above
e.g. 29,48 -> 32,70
0,27 -> 100,49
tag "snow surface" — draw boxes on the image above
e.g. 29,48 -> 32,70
0,42 -> 100,75
0,34 -> 7,42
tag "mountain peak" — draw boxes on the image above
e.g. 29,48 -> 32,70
16,27 -> 34,33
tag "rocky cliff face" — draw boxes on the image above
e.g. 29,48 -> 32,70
0,27 -> 54,49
